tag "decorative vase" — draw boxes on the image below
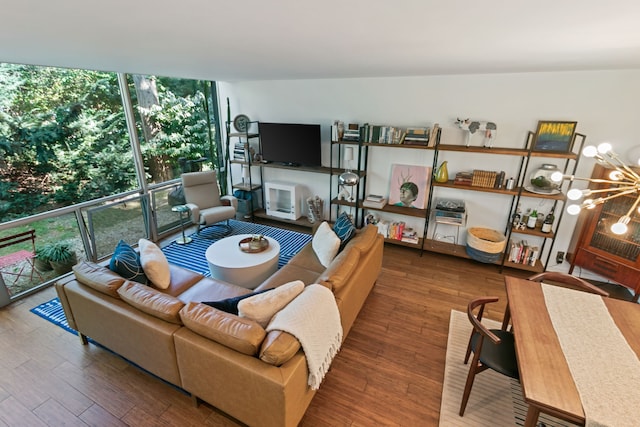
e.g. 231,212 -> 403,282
435,161 -> 449,183
529,164 -> 560,192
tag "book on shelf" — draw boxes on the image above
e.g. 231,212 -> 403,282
401,228 -> 419,244
366,194 -> 385,202
454,171 -> 473,185
471,169 -> 499,188
363,199 -> 387,209
508,239 -> 540,266
435,198 -> 466,212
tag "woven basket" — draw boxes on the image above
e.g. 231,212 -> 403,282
466,227 -> 507,263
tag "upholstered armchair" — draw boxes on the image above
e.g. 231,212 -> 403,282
181,171 -> 237,236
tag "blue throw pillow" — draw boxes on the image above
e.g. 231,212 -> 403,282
333,212 -> 356,250
203,288 -> 272,315
109,240 -> 148,284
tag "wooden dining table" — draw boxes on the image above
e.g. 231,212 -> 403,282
504,275 -> 640,427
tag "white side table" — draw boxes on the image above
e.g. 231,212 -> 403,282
205,234 -> 280,289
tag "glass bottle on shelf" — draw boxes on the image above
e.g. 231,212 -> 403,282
512,204 -> 522,228
527,209 -> 538,229
541,207 -> 555,233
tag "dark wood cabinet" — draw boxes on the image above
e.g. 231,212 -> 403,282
567,164 -> 640,301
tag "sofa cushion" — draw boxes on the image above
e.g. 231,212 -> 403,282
254,263 -> 323,292
203,288 -> 271,315
73,261 -> 126,298
259,330 -> 301,366
349,224 -> 379,253
286,244 -> 325,274
180,302 -> 266,356
117,282 -> 185,324
109,240 -> 148,284
333,212 -> 356,251
161,264 -> 204,297
138,238 -> 171,289
316,246 -> 360,292
238,280 -> 305,327
177,278 -> 251,304
312,221 -> 341,268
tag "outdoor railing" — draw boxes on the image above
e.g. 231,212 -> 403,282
0,179 -> 184,305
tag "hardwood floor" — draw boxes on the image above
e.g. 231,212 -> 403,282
0,242 -> 535,426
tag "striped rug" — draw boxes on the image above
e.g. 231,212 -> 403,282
162,219 -> 312,277
439,310 -> 576,427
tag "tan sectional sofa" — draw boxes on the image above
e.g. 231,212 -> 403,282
55,224 -> 383,427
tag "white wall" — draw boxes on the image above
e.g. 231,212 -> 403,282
217,69 -> 640,272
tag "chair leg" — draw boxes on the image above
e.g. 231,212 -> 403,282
459,352 -> 480,416
464,332 -> 474,364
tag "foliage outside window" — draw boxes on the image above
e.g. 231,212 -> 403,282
0,64 -> 220,222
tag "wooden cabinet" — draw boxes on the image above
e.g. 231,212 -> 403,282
567,164 -> 640,301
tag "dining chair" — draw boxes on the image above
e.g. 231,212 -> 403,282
460,296 -> 519,417
501,271 -> 609,330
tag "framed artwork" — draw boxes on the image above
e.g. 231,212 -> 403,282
388,164 -> 431,209
532,120 -> 577,152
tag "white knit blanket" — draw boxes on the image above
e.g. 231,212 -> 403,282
266,284 -> 343,390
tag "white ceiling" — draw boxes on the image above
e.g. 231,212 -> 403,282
2,0 -> 640,81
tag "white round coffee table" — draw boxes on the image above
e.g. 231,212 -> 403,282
205,234 -> 281,289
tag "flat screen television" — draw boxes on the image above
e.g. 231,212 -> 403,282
259,122 -> 322,167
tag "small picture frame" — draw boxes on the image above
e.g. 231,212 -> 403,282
532,120 -> 577,153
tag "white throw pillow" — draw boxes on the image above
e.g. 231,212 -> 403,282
312,221 -> 341,268
138,238 -> 171,289
238,280 -> 305,327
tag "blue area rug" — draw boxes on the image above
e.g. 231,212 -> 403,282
162,219 -> 312,277
31,297 -> 77,334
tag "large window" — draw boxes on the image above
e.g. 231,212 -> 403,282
0,63 -> 221,301
0,64 -> 220,221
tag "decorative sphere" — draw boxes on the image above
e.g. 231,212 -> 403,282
339,171 -> 359,186
529,164 -> 560,192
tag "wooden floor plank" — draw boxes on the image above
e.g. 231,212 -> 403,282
0,240 -> 552,426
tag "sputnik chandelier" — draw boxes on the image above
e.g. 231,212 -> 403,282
551,142 -> 640,235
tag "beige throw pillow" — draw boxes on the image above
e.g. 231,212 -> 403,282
138,238 -> 171,289
312,221 -> 341,268
238,280 -> 305,327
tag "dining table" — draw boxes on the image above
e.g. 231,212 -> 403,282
504,275 -> 640,427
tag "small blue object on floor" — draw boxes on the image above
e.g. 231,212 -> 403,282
162,219 -> 312,277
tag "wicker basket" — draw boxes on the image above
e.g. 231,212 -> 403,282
466,227 -> 507,263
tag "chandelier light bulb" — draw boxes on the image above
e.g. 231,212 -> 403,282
582,145 -> 598,157
609,170 -> 624,181
567,188 -> 584,200
583,199 -> 597,209
550,171 -> 564,182
611,217 -> 630,235
567,204 -> 581,215
597,142 -> 612,154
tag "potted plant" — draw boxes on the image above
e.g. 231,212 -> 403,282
40,241 -> 77,275
34,247 -> 53,272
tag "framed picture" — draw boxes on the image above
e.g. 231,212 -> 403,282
532,120 -> 577,152
388,164 -> 431,209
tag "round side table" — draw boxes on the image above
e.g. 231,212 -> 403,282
172,205 -> 192,245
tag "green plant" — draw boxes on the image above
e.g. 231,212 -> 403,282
40,241 -> 74,263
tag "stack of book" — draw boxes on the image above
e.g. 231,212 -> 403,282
342,124 -> 360,141
403,127 -> 430,146
400,228 -> 419,244
363,194 -> 387,209
508,239 -> 540,266
434,198 -> 466,225
233,142 -> 248,161
454,171 -> 474,185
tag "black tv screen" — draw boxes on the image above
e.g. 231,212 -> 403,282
259,122 -> 322,167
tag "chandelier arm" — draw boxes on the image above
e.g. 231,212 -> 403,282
595,154 -> 640,182
566,176 -> 631,185
582,188 -> 639,207
622,195 -> 640,219
583,185 -> 638,195
606,152 -> 640,181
